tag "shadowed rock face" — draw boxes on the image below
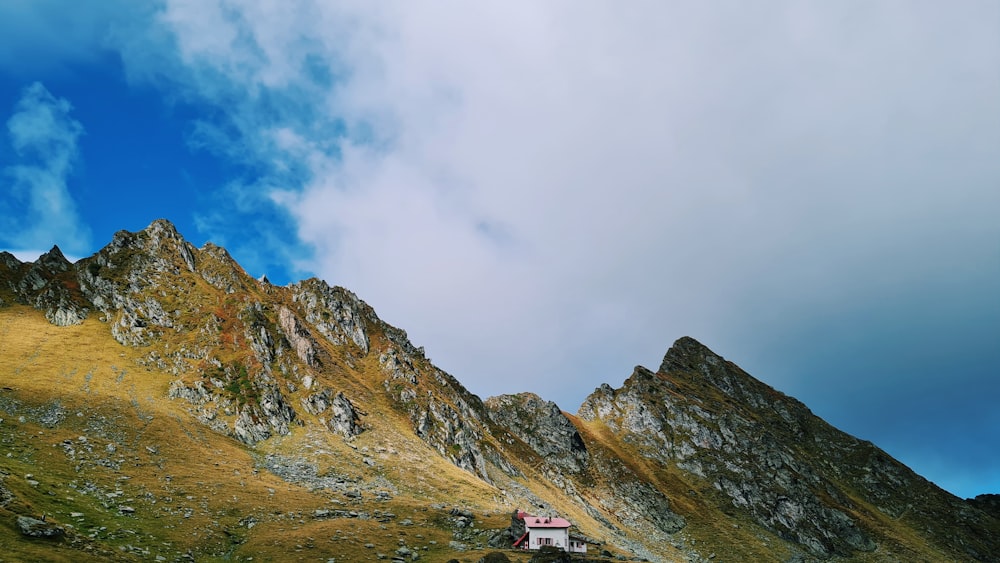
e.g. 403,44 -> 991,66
484,393 -> 588,473
4,219 -> 999,562
302,388 -> 364,438
0,245 -> 88,326
970,494 -> 1000,520
577,337 -> 1000,560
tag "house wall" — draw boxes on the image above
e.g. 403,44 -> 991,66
526,527 -> 569,550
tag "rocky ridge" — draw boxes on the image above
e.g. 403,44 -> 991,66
2,220 -> 999,562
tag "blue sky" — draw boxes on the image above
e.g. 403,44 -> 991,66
1,1 -> 998,499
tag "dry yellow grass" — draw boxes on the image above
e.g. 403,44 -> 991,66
0,306 -> 605,562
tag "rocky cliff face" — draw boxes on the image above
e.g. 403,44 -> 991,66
0,246 -> 88,326
3,220 -> 999,562
579,337 -> 1000,560
485,393 -> 588,473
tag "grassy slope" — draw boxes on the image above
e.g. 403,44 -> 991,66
0,308 -> 469,561
0,306 -> 631,562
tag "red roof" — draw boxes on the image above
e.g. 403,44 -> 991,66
523,515 -> 572,529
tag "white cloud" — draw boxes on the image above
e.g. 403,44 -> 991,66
129,1 -> 1000,418
2,82 -> 91,254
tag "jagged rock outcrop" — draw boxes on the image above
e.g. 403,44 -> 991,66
0,250 -> 20,271
484,393 -> 588,473
197,242 -> 244,293
233,385 -> 296,445
168,379 -> 213,405
301,388 -> 364,438
377,335 -> 507,483
413,394 -> 491,481
76,221 -> 194,345
326,391 -> 363,438
291,279 -> 371,355
0,246 -> 88,325
278,306 -> 321,368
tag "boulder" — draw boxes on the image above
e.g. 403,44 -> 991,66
16,516 -> 65,539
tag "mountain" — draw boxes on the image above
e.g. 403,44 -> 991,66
1,219 -> 997,562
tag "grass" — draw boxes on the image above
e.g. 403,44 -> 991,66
0,306 -> 627,562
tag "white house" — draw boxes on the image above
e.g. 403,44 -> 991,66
513,510 -> 586,553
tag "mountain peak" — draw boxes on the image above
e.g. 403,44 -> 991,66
143,218 -> 183,239
37,245 -> 71,271
657,336 -> 773,405
0,250 -> 21,269
98,219 -> 198,274
658,336 -> 722,375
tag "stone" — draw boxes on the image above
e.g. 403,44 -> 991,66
302,389 -> 364,438
278,306 -> 320,367
290,280 -> 371,354
16,515 -> 65,539
484,393 -> 588,472
1,480 -> 16,508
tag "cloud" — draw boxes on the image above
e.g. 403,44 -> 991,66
2,82 -> 91,254
121,1 -> 1000,495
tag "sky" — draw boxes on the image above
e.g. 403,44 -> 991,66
1,1 -> 997,499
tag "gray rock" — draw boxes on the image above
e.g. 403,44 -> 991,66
278,306 -> 320,367
290,279 -> 371,354
16,516 -> 65,538
484,392 -> 588,472
232,385 -> 296,445
327,392 -> 363,437
46,304 -> 87,326
0,478 -> 14,507
168,380 -> 212,405
302,389 -> 364,438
